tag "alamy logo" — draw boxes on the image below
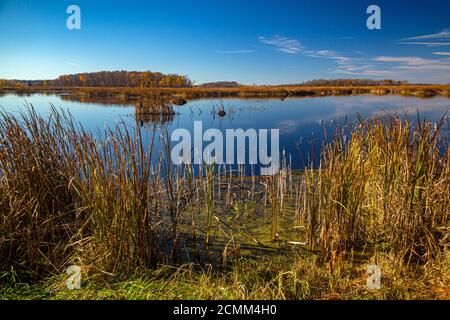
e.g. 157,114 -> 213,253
171,121 -> 280,176
367,5 -> 381,30
366,265 -> 381,290
66,5 -> 81,30
66,265 -> 81,290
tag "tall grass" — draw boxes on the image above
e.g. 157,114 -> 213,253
0,107 -> 448,284
0,107 -> 170,279
0,108 -> 78,278
301,113 -> 449,265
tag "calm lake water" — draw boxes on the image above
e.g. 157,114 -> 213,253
0,93 -> 449,171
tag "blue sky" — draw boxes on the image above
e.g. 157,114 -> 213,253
0,0 -> 449,84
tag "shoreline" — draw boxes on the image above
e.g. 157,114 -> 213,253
1,85 -> 450,102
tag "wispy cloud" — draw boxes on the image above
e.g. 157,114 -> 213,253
433,52 -> 450,56
259,36 -> 390,77
258,35 -> 354,66
257,34 -> 450,82
304,50 -> 352,64
258,35 -> 302,54
400,29 -> 450,41
397,29 -> 450,47
370,55 -> 450,82
374,56 -> 435,66
216,50 -> 256,54
398,42 -> 450,47
303,50 -> 393,76
67,62 -> 79,66
333,66 -> 393,77
334,54 -> 450,81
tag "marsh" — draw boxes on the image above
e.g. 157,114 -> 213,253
1,93 -> 448,171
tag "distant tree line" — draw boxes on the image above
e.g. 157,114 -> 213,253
0,79 -> 25,87
298,79 -> 409,87
0,71 -> 193,88
0,76 -> 413,89
197,79 -> 410,87
198,81 -> 242,88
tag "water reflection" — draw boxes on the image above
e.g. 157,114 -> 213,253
135,109 -> 175,127
0,93 -> 448,170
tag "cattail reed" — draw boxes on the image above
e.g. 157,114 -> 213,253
0,106 -> 447,283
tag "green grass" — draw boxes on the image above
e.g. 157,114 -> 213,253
2,254 -> 449,300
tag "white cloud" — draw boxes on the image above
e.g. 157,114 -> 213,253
258,35 -> 302,54
260,37 -> 390,78
398,42 -> 450,47
401,29 -> 450,41
257,35 -> 450,82
333,64 -> 394,77
397,29 -> 450,47
370,55 -> 450,83
374,56 -> 435,66
304,50 -> 352,64
433,52 -> 450,56
333,54 -> 450,82
304,50 -> 391,77
258,35 -> 354,66
393,64 -> 450,72
67,62 -> 79,66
